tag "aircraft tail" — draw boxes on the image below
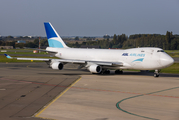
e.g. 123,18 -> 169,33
44,22 -> 68,48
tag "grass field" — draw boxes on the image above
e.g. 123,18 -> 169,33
2,52 -> 46,55
0,49 -> 52,62
160,63 -> 179,74
1,49 -> 179,56
1,51 -> 47,55
0,54 -> 57,63
124,63 -> 179,74
165,50 -> 179,57
0,49 -> 179,74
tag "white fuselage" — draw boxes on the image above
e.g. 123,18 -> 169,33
46,47 -> 174,70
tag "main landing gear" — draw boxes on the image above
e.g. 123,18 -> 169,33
99,69 -> 123,75
154,69 -> 159,77
102,70 -> 110,74
115,70 -> 123,74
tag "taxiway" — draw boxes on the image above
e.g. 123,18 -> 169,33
0,63 -> 179,120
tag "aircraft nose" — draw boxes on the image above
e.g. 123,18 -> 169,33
160,54 -> 174,67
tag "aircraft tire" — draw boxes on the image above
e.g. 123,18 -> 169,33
154,73 -> 159,77
101,70 -> 110,74
115,70 -> 123,74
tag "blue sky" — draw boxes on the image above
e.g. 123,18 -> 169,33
0,0 -> 179,36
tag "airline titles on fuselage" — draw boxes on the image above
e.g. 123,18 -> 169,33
122,53 -> 145,57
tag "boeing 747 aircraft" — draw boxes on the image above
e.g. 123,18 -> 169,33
5,22 -> 174,77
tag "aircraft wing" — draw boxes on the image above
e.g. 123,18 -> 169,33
4,54 -> 86,63
57,59 -> 123,66
4,54 -> 123,66
87,61 -> 123,66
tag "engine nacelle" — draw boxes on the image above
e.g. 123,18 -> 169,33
88,64 -> 102,73
51,62 -> 63,70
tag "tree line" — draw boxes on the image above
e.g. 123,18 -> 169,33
68,31 -> 179,50
0,31 -> 179,50
0,39 -> 48,49
123,31 -> 179,50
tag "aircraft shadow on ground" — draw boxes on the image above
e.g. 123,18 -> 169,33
122,71 -> 179,78
38,70 -> 179,78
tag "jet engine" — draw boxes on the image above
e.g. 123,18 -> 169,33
88,64 -> 102,73
51,62 -> 63,70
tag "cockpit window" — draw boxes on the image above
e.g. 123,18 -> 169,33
157,50 -> 165,52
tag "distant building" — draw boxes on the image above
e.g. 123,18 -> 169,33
28,36 -> 32,38
17,40 -> 26,44
0,46 -> 13,49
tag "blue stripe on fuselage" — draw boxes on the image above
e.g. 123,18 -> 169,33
132,58 -> 144,63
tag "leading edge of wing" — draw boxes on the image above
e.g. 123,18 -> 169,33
57,59 -> 123,66
90,61 -> 123,66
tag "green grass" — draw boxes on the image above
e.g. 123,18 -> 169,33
1,49 -> 179,74
0,49 -> 51,62
118,63 -> 179,74
1,49 -> 33,51
5,52 -> 46,54
165,50 -> 179,57
1,52 -> 47,55
164,50 -> 179,53
0,55 -> 57,63
0,49 -> 48,55
124,63 -> 179,74
160,63 -> 179,74
1,49 -> 179,57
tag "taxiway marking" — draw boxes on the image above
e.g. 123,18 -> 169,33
34,77 -> 81,119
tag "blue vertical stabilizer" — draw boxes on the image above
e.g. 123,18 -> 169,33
44,22 -> 68,48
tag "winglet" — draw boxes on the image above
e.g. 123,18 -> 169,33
4,54 -> 12,59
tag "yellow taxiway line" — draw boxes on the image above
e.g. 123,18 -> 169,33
34,77 -> 81,119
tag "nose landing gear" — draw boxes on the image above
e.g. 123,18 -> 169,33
154,70 -> 159,77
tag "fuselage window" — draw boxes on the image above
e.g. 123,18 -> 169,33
157,50 -> 164,52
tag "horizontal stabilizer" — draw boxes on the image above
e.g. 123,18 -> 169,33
37,49 -> 58,53
4,54 -> 51,61
17,58 -> 50,61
